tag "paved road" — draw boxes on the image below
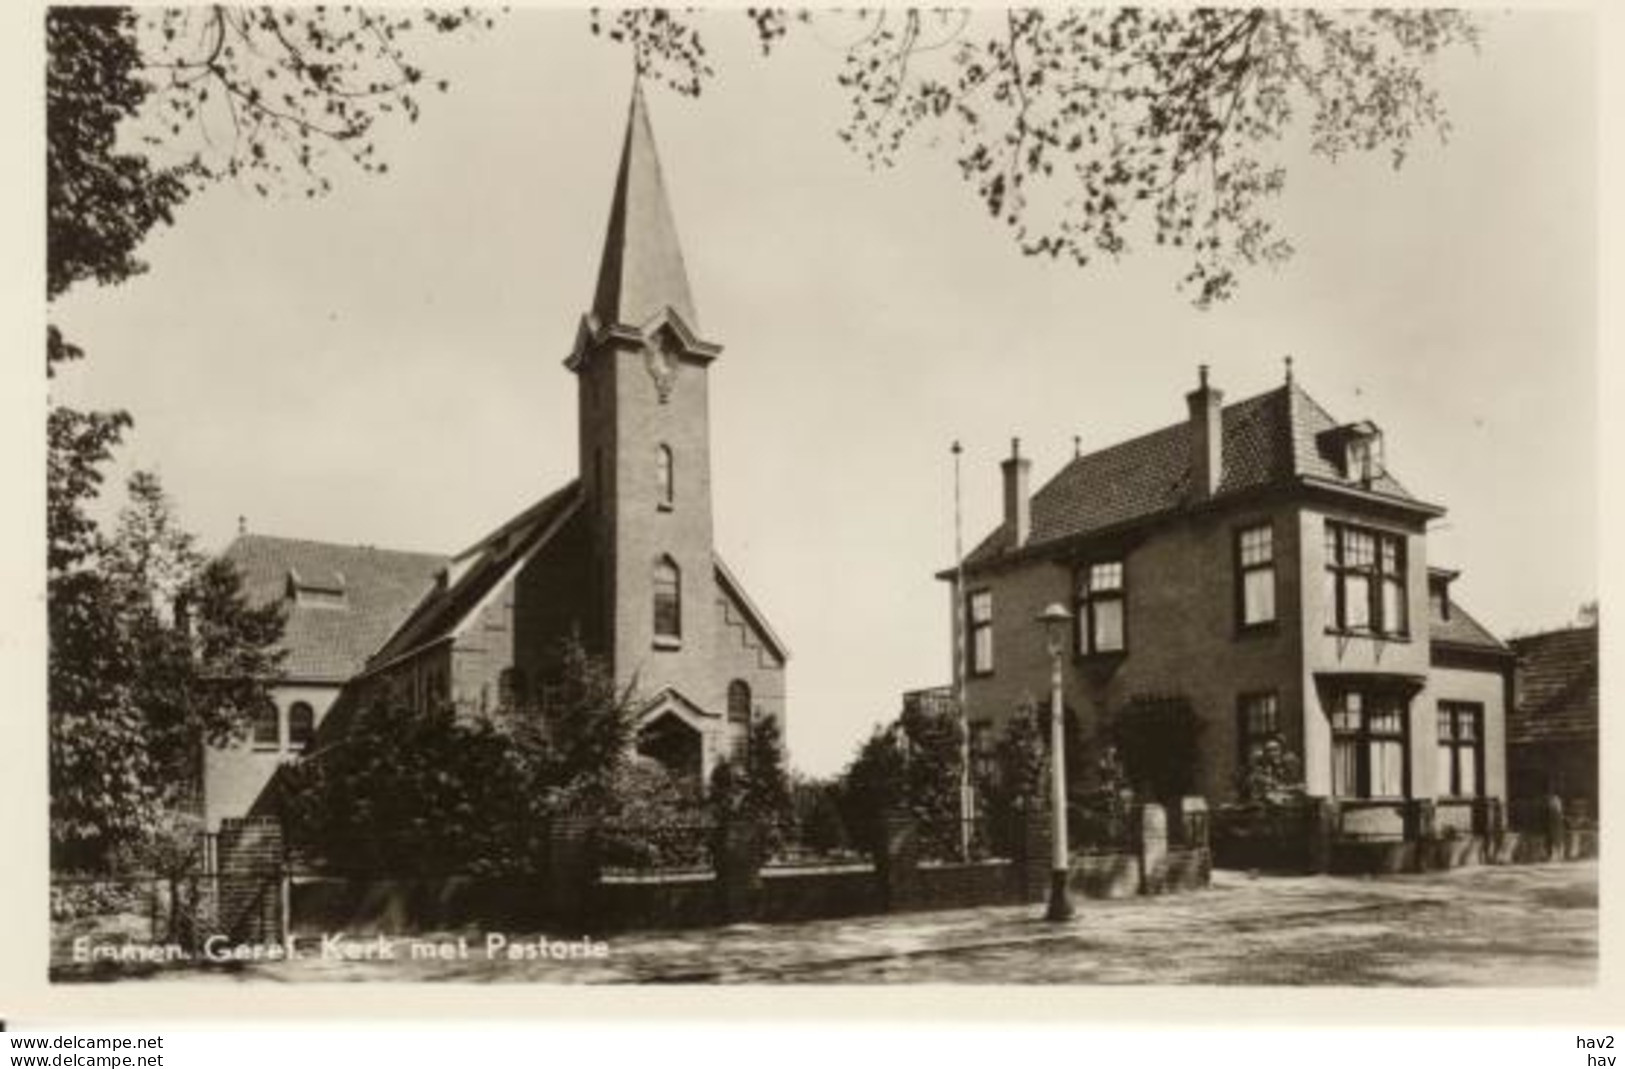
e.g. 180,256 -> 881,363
64,860 -> 1597,985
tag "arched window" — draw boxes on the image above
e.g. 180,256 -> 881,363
287,702 -> 316,752
727,680 -> 752,725
653,557 -> 681,642
251,702 -> 280,750
656,444 -> 674,509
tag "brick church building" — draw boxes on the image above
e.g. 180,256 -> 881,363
205,85 -> 788,829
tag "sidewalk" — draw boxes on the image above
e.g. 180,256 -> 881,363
83,860 -> 1597,985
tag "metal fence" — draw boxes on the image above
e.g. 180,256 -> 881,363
595,820 -> 715,877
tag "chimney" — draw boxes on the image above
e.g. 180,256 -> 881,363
1185,365 -> 1224,500
1001,437 -> 1032,547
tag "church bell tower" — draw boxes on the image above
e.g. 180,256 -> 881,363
565,83 -> 726,723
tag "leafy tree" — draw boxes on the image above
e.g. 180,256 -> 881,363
598,8 -> 1479,305
898,696 -> 966,857
137,7 -> 496,197
49,472 -> 285,870
792,777 -> 852,856
277,694 -> 533,876
709,714 -> 794,825
836,723 -> 908,855
279,636 -> 640,873
978,700 -> 1047,837
499,635 -> 640,815
46,7 -> 189,301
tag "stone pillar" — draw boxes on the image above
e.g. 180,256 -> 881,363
1542,795 -> 1566,861
876,811 -> 920,913
1137,804 -> 1168,895
1306,797 -> 1337,875
1403,798 -> 1437,843
1009,807 -> 1052,903
546,816 -> 597,930
1179,797 -> 1210,851
713,818 -> 763,924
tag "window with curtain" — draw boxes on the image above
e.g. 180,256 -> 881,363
1237,523 -> 1276,627
1325,522 -> 1408,637
1437,702 -> 1482,798
1330,689 -> 1409,799
967,589 -> 994,675
653,557 -> 682,641
1077,560 -> 1125,654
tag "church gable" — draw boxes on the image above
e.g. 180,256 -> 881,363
713,556 -> 788,670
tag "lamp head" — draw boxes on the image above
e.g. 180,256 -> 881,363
1036,602 -> 1073,654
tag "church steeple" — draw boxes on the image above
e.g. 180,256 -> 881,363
589,82 -> 699,334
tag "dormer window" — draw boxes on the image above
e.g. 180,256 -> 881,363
285,568 -> 347,609
1346,434 -> 1383,485
1317,422 -> 1385,486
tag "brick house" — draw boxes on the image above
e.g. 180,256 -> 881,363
202,85 -> 787,827
946,367 -> 1512,837
1508,624 -> 1598,819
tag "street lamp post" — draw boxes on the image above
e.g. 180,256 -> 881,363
1037,602 -> 1075,922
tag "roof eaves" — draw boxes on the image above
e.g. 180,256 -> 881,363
361,490 -> 582,679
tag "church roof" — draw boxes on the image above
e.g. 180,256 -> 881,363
961,378 -> 1438,570
1509,625 -> 1598,745
590,83 -> 699,333
365,482 -> 583,673
221,535 -> 447,683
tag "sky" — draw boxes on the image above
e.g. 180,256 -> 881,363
45,9 -> 1598,776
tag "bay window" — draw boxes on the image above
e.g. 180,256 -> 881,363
1330,689 -> 1409,799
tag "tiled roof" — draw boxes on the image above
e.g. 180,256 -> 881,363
1430,594 -> 1509,655
1509,626 -> 1598,745
222,535 -> 447,683
365,482 -> 582,671
964,380 -> 1427,568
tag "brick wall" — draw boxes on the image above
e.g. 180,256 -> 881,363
962,497 -> 1305,804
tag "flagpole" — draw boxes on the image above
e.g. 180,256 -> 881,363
953,440 -> 972,860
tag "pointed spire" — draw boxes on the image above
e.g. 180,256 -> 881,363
589,80 -> 700,333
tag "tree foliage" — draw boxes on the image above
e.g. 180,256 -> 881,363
709,714 -> 794,826
497,635 -> 640,816
279,636 -> 643,874
46,7 -> 189,301
49,473 -> 285,870
977,700 -> 1047,828
599,7 -> 1479,305
833,700 -> 967,856
278,693 -> 534,876
137,7 -> 496,197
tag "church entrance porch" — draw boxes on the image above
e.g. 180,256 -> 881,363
637,710 -> 705,788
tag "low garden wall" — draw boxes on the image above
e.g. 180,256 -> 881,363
1213,795 -> 1598,876
283,800 -> 1212,936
